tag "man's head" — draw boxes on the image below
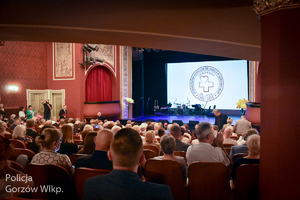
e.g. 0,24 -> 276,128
26,119 -> 35,128
40,119 -> 46,125
224,126 -> 233,138
95,129 -> 114,151
108,128 -> 143,169
196,122 -> 214,144
97,112 -> 101,116
13,116 -> 20,125
63,105 -> 67,110
170,124 -> 181,139
245,128 -> 259,140
46,99 -> 50,104
52,116 -> 57,122
212,109 -> 220,117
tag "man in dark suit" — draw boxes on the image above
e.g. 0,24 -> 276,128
170,124 -> 190,152
8,117 -> 20,130
213,109 -> 228,130
75,129 -> 113,170
59,105 -> 67,119
83,128 -> 174,200
230,129 -> 259,157
25,119 -> 39,139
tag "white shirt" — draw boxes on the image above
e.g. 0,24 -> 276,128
18,111 -> 25,118
186,142 -> 230,166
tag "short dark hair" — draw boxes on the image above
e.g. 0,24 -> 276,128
160,135 -> 175,155
170,124 -> 181,137
26,119 -> 35,128
111,128 -> 142,168
157,128 -> 165,137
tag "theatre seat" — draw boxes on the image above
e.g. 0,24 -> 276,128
9,160 -> 26,173
26,163 -> 75,199
69,153 -> 89,165
235,164 -> 259,200
174,151 -> 187,165
143,149 -> 157,160
8,148 -> 35,164
75,167 -> 110,200
9,139 -> 26,148
145,159 -> 187,200
143,145 -> 159,156
231,153 -> 248,163
188,162 -> 230,200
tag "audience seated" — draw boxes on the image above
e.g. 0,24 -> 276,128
170,124 -> 190,152
57,124 -> 78,156
143,131 -> 160,150
75,129 -> 113,170
181,126 -> 191,144
158,128 -> 165,138
230,135 -> 260,189
31,128 -> 74,176
77,131 -> 97,154
8,117 -> 20,130
0,137 -> 34,198
12,125 -> 32,144
223,126 -> 238,146
111,125 -> 121,135
230,129 -> 259,157
0,121 -> 10,137
152,135 -> 186,178
26,119 -> 39,140
186,122 -> 231,166
83,128 -> 174,200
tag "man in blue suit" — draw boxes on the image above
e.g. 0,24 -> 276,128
230,129 -> 259,157
84,128 -> 174,200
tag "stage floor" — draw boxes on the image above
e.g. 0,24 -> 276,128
132,114 -> 242,125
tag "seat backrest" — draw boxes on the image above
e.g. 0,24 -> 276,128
144,159 -> 187,200
143,145 -> 159,156
8,148 -> 36,165
231,153 -> 248,163
174,151 -> 187,165
9,139 -> 26,148
5,133 -> 12,139
9,160 -> 26,173
73,135 -> 81,140
224,147 -> 231,155
26,163 -> 75,199
74,139 -> 83,145
188,162 -> 230,200
75,167 -> 110,200
69,153 -> 89,165
235,164 -> 259,200
223,143 -> 235,148
143,149 -> 157,160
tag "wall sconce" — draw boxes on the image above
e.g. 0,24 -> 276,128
7,85 -> 19,93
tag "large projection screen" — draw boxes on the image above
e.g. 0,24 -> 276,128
167,60 -> 248,110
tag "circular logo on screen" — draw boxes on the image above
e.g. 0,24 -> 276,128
189,66 -> 224,102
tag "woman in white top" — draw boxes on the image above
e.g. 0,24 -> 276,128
18,106 -> 26,118
31,128 -> 74,176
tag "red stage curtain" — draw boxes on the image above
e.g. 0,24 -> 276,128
86,67 -> 112,102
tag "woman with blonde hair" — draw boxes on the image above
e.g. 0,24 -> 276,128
0,121 -> 10,137
57,124 -> 78,156
12,125 -> 32,144
230,134 -> 260,188
31,128 -> 74,175
143,130 -> 160,149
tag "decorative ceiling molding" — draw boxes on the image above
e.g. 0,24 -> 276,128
254,0 -> 300,17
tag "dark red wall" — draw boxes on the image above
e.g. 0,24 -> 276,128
260,8 -> 300,199
0,41 -> 47,107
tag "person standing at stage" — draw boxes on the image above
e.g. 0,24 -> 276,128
59,105 -> 67,119
41,99 -> 52,121
213,109 -> 228,130
97,112 -> 105,122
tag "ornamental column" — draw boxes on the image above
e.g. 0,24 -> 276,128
254,1 -> 300,199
